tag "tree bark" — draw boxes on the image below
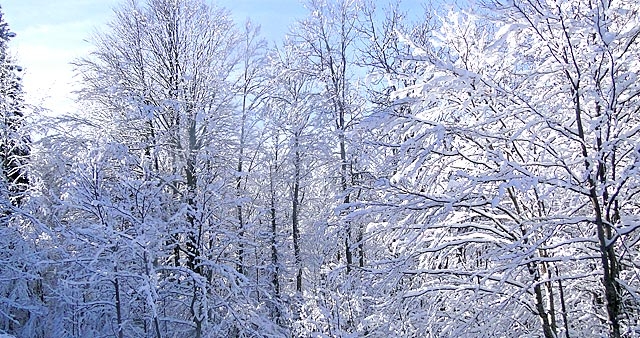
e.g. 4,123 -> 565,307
293,133 -> 303,293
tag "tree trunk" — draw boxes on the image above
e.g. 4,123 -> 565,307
293,134 -> 302,293
573,85 -> 621,338
556,266 -> 570,338
113,267 -> 124,338
143,251 -> 162,338
269,132 -> 281,322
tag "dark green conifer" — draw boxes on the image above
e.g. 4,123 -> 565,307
0,6 -> 29,207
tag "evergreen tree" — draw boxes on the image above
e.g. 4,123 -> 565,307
0,8 -> 45,338
0,5 -> 28,207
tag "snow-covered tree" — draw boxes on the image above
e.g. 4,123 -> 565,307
232,20 -> 269,278
7,0 -> 640,336
361,1 -> 640,337
70,0 -> 280,336
0,6 -> 28,207
0,7 -> 46,338
293,0 -> 368,274
261,40 -> 333,332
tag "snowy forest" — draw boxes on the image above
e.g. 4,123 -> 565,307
1,0 -> 640,337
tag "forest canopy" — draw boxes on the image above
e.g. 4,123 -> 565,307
1,0 -> 639,337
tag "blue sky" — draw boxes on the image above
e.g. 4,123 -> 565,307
2,0 -> 309,115
3,0 -> 121,114
2,0 -> 430,115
